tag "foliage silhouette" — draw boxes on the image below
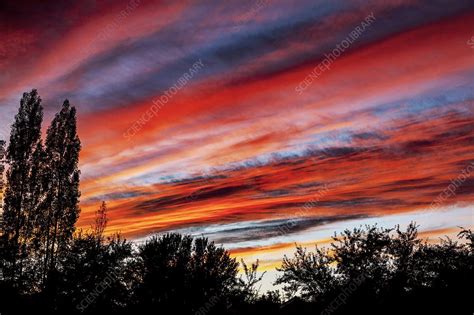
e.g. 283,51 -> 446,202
131,233 -> 239,314
42,99 -> 81,284
1,90 -> 44,292
275,224 -> 473,314
0,91 -> 473,315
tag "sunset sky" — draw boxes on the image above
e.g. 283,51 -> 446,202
0,0 -> 473,288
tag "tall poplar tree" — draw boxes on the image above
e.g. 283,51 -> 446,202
42,99 -> 81,282
28,141 -> 47,287
1,90 -> 43,289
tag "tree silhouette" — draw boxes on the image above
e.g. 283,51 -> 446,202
237,259 -> 266,303
93,201 -> 108,242
132,233 -> 239,314
1,89 -> 43,291
276,245 -> 337,302
54,232 -> 133,314
275,223 -> 474,314
41,99 -> 81,287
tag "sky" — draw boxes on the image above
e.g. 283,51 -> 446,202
0,0 -> 473,289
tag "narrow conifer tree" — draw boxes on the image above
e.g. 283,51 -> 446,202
42,99 -> 81,282
1,90 -> 43,289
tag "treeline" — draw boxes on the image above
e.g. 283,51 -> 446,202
0,91 -> 473,315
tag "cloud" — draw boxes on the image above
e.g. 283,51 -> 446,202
1,0 -> 473,276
